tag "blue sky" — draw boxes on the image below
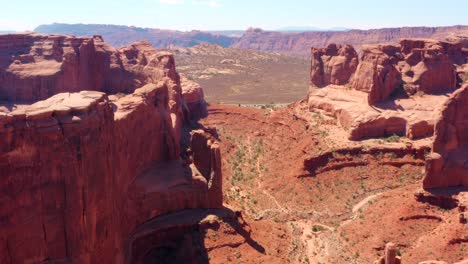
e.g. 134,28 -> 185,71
1,0 -> 467,31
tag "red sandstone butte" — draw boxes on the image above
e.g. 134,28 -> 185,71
310,44 -> 358,87
423,84 -> 468,189
0,33 -> 222,263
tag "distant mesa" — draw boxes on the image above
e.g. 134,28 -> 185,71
233,25 -> 468,56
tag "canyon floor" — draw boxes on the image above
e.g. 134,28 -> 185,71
169,44 -> 310,104
198,103 -> 468,264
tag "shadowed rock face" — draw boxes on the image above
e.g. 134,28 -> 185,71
351,44 -> 402,105
0,33 -> 222,263
424,84 -> 468,189
310,44 -> 358,87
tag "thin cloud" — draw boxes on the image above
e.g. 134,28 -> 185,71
192,0 -> 221,7
159,0 -> 184,4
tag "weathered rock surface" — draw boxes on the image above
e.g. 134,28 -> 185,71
351,44 -> 402,105
398,38 -> 460,95
308,37 -> 467,139
374,243 -> 401,264
310,37 -> 466,105
181,78 -> 208,120
0,34 -> 222,263
310,44 -> 358,87
0,33 -> 182,102
307,85 -> 445,140
423,84 -> 468,189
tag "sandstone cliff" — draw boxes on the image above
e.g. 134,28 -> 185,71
0,33 -> 222,263
423,84 -> 468,189
310,44 -> 358,87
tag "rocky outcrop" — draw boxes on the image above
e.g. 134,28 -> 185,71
310,37 -> 466,105
310,44 -> 358,87
307,86 -> 444,140
308,37 -> 467,140
0,34 -> 222,263
351,44 -> 402,104
0,33 -> 183,102
181,78 -> 208,120
423,84 -> 468,189
374,243 -> 401,264
398,39 -> 459,95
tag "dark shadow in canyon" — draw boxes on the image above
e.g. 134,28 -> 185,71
416,187 -> 468,210
125,208 -> 265,264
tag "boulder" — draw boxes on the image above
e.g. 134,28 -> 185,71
310,44 -> 358,87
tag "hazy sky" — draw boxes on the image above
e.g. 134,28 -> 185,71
1,0 -> 467,31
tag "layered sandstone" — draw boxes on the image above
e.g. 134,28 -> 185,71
0,33 -> 222,263
310,44 -> 358,87
423,84 -> 468,189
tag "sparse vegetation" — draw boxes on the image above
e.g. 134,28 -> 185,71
382,134 -> 401,143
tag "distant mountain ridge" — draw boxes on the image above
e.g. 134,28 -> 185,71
276,26 -> 351,32
34,23 -> 237,48
233,25 -> 468,56
34,23 -> 468,56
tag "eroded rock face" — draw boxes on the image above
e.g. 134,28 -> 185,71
374,243 -> 401,264
311,38 -> 466,105
0,34 -> 222,263
181,78 -> 208,120
398,39 -> 459,95
423,84 -> 468,189
351,44 -> 402,105
310,44 -> 358,87
0,33 -> 182,102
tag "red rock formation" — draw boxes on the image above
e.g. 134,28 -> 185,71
0,34 -> 222,263
374,243 -> 402,264
308,38 -> 465,105
0,33 -> 183,103
181,78 -> 208,120
351,44 -> 402,104
423,84 -> 468,189
310,44 -> 358,87
398,39 -> 459,95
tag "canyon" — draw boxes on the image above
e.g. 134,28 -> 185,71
0,30 -> 467,264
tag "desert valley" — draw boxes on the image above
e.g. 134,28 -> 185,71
0,2 -> 467,264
